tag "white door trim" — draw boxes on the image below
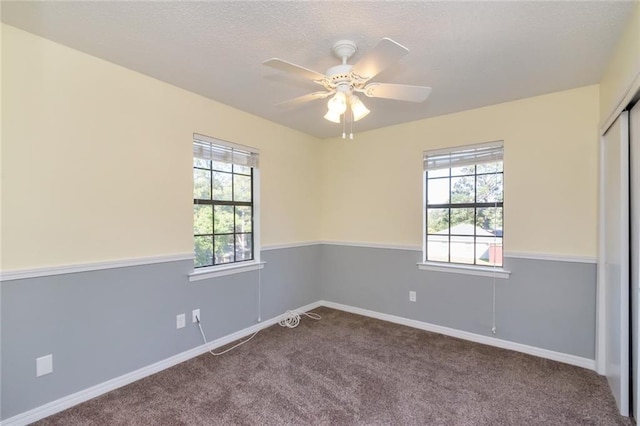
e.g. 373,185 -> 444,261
597,131 -> 607,375
598,111 -> 630,416
629,101 -> 640,419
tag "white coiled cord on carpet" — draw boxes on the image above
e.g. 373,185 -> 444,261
196,310 -> 321,357
278,310 -> 321,328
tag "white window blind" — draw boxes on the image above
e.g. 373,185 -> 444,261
423,141 -> 503,171
193,133 -> 259,168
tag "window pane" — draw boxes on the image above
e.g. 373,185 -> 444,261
427,168 -> 449,178
212,161 -> 232,172
476,207 -> 503,234
427,235 -> 449,262
214,235 -> 234,264
477,161 -> 503,174
423,150 -> 503,267
235,234 -> 253,261
234,164 -> 251,175
451,176 -> 475,203
193,169 -> 211,200
427,208 -> 449,234
235,206 -> 252,233
450,208 -> 475,235
450,236 -> 475,264
213,172 -> 232,201
194,205 -> 213,235
476,237 -> 503,267
427,177 -> 449,205
214,205 -> 234,234
234,174 -> 252,202
194,236 -> 213,267
451,165 -> 475,176
477,173 -> 503,203
194,158 -> 210,169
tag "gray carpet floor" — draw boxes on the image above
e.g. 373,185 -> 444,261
36,307 -> 632,425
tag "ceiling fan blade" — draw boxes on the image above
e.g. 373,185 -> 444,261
275,91 -> 333,107
351,38 -> 409,81
363,83 -> 432,102
263,58 -> 326,82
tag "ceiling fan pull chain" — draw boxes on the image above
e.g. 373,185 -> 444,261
342,112 -> 346,139
350,110 -> 354,140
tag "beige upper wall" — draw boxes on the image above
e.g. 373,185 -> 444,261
599,1 -> 640,128
2,18 -> 609,269
1,24 -> 322,270
320,85 -> 600,258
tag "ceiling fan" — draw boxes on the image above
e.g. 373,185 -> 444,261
263,38 -> 432,127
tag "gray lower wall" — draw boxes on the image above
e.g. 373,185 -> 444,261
320,245 -> 596,359
0,245 -> 321,420
1,243 -> 597,420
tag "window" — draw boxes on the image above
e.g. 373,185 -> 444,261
192,134 -> 259,270
423,142 -> 504,268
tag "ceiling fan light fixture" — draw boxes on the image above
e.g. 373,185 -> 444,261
327,91 -> 347,115
350,96 -> 370,122
324,109 -> 342,123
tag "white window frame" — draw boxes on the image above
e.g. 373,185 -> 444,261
189,133 -> 264,282
418,141 -> 510,279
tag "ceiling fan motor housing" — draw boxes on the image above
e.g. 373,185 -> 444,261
326,64 -> 353,84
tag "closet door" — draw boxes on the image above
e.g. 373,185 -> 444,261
601,111 -> 630,416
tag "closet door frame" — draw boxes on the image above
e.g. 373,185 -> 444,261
630,102 -> 640,419
597,111 -> 630,416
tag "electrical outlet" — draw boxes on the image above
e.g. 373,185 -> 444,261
176,313 -> 186,329
192,309 -> 200,323
409,291 -> 417,302
36,354 -> 53,377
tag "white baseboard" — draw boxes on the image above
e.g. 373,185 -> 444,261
1,299 -> 592,425
319,300 -> 596,371
0,300 -> 323,426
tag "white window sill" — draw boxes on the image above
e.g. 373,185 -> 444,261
189,261 -> 265,282
417,262 -> 510,279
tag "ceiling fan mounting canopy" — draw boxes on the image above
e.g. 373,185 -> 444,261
332,40 -> 357,63
263,37 -> 432,125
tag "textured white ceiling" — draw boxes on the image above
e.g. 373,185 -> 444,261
1,1 -> 634,139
